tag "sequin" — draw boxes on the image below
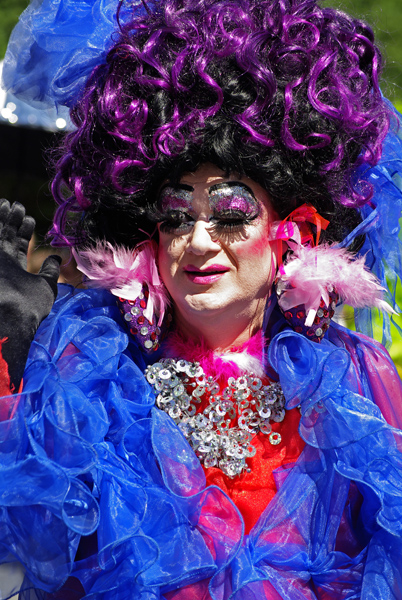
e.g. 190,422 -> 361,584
249,377 -> 262,391
216,404 -> 226,417
173,384 -> 185,397
204,455 -> 217,468
208,382 -> 220,395
245,444 -> 257,457
169,405 -> 182,419
237,377 -> 248,389
145,358 -> 286,478
269,432 -> 282,445
193,385 -> 205,397
260,421 -> 272,435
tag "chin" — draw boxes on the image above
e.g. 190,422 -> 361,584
182,294 -> 231,315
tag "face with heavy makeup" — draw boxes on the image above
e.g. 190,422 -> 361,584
157,163 -> 278,348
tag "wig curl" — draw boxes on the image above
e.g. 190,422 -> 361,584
50,0 -> 390,248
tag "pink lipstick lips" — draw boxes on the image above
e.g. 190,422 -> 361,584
184,264 -> 230,285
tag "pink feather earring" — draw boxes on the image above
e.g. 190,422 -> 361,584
73,240 -> 171,352
272,204 -> 395,342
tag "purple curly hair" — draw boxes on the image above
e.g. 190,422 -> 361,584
50,0 -> 390,248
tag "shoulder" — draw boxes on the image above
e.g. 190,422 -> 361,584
28,284 -> 148,373
328,323 -> 402,429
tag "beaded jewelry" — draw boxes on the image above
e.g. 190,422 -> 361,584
118,289 -> 172,352
73,240 -> 171,352
145,358 -> 286,478
273,207 -> 395,342
277,285 -> 339,342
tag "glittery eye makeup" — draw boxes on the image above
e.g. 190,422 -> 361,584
157,180 -> 262,238
208,182 -> 261,219
158,184 -> 195,234
158,184 -> 194,212
205,182 -> 261,240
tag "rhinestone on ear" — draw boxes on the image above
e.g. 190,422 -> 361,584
277,285 -> 339,342
117,286 -> 172,352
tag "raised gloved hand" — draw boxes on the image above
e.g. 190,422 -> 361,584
0,200 -> 61,390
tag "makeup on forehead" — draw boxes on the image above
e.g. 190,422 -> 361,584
158,180 -> 261,217
209,182 -> 260,215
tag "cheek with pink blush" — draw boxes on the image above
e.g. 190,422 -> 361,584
233,226 -> 277,282
234,229 -> 273,256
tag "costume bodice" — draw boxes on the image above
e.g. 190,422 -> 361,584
1,285 -> 402,599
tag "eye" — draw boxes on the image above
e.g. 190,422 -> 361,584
211,207 -> 259,230
207,209 -> 259,242
158,210 -> 195,235
208,182 -> 261,238
215,208 -> 258,225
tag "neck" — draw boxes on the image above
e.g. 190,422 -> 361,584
163,327 -> 266,379
173,301 -> 266,351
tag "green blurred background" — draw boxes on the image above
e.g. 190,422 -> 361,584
0,0 -> 402,366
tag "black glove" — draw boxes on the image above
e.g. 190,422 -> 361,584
0,200 -> 61,390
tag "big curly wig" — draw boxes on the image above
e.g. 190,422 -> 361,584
50,0 -> 390,249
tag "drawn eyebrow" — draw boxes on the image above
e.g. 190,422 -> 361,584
159,183 -> 194,194
208,181 -> 257,198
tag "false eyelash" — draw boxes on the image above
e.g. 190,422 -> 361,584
207,213 -> 259,242
208,221 -> 249,234
210,209 -> 259,229
158,209 -> 259,237
158,212 -> 194,234
159,222 -> 193,234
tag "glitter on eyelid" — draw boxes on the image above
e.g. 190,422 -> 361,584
209,184 -> 260,214
159,186 -> 193,212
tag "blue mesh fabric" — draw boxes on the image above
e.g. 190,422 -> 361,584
0,285 -> 401,598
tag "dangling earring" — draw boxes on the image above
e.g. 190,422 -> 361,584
117,287 -> 172,352
272,204 -> 393,342
73,240 -> 171,352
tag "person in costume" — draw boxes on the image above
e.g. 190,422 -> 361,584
1,0 -> 402,598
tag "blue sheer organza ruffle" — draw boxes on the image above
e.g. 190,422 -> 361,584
1,0 -> 148,108
344,103 -> 402,345
0,285 -> 402,599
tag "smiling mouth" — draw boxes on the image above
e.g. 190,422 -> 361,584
185,269 -> 228,276
183,265 -> 230,284
184,264 -> 230,275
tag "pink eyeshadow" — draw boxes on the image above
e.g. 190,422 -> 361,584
209,184 -> 260,216
159,187 -> 193,212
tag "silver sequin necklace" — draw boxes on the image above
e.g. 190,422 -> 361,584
145,358 -> 286,478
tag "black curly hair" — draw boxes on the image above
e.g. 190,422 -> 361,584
50,0 -> 390,251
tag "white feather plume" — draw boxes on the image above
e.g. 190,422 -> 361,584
277,244 -> 396,326
73,241 -> 169,325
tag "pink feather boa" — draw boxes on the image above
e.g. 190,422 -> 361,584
163,330 -> 266,380
72,241 -> 169,325
277,243 -> 395,326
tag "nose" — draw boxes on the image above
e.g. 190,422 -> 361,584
185,220 -> 221,255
